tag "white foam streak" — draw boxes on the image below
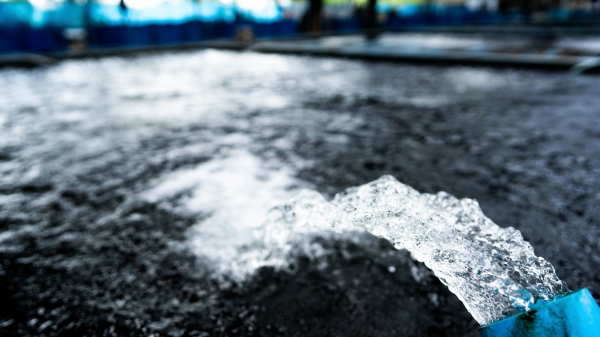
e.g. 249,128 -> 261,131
143,149 -> 308,276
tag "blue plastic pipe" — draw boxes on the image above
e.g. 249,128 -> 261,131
479,288 -> 600,337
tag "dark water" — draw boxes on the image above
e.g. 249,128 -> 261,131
0,49 -> 599,337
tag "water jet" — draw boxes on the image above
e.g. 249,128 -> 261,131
261,175 -> 600,336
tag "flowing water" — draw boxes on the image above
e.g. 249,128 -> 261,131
1,46 -> 599,335
254,176 -> 568,325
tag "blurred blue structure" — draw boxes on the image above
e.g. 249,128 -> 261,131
0,1 -> 297,53
0,1 -> 598,54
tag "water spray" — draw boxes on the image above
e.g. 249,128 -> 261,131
257,175 -> 600,336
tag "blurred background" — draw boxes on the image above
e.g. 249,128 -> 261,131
1,1 -> 600,337
0,0 -> 599,54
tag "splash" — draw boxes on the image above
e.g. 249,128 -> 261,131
257,175 -> 568,325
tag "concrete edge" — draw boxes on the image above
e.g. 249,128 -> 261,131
249,41 -> 587,70
0,40 -> 254,68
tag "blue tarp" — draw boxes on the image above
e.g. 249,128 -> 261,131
0,25 -> 66,53
0,1 -> 297,52
88,20 -> 295,48
1,1 -> 572,54
0,1 -> 284,28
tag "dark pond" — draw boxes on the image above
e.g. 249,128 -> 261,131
0,49 -> 599,337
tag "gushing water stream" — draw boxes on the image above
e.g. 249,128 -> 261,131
256,176 -> 568,325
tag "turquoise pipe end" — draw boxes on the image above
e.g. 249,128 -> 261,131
479,288 -> 600,337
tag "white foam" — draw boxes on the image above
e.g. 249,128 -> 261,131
0,230 -> 16,245
0,225 -> 39,252
142,149 -> 309,276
